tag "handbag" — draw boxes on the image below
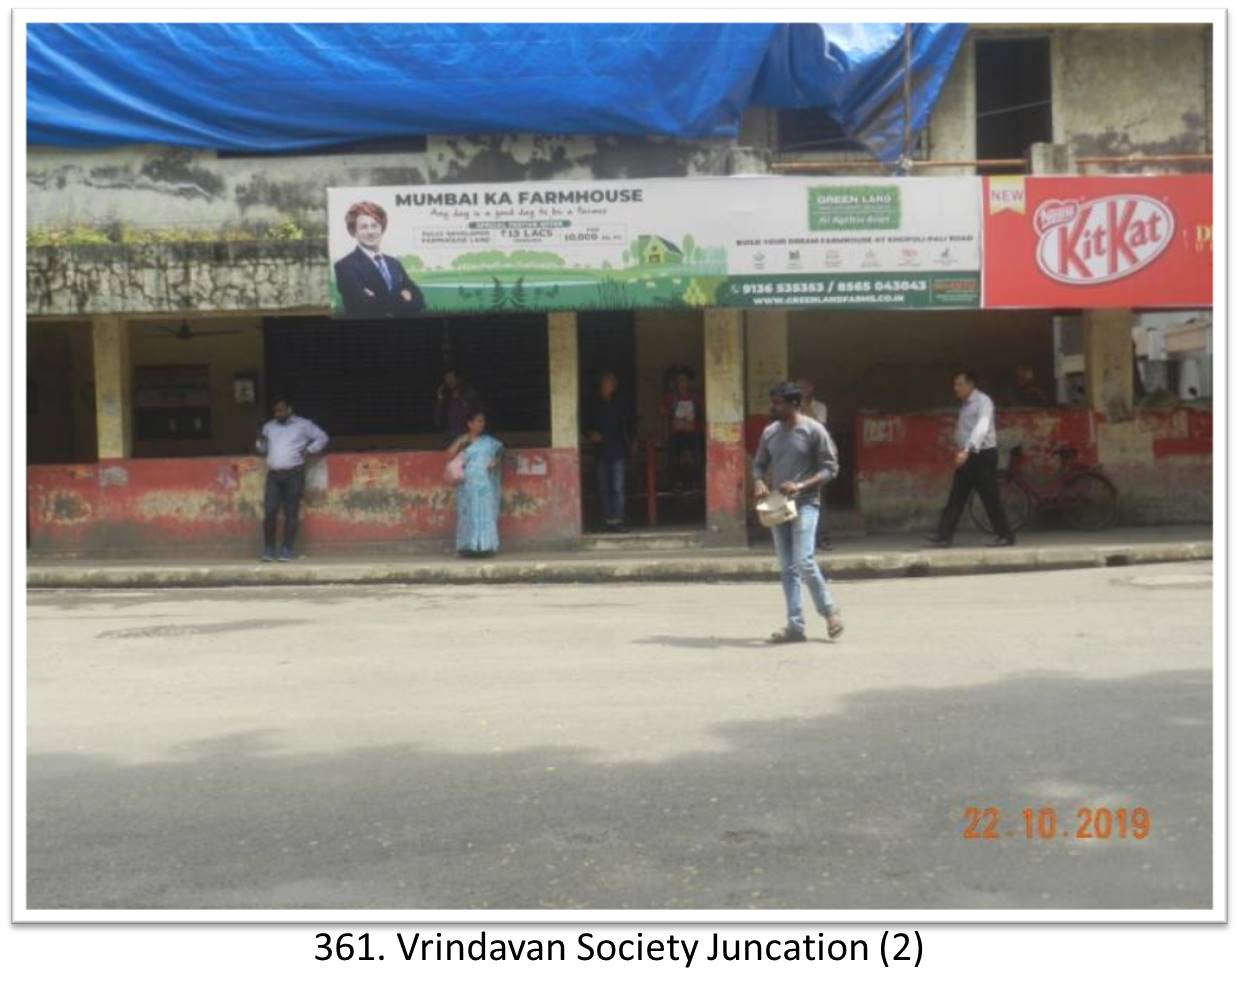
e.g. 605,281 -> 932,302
755,491 -> 797,527
444,451 -> 466,484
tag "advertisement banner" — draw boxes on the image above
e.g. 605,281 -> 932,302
326,176 -> 981,316
982,175 -> 1212,308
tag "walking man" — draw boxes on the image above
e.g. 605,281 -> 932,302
584,371 -> 635,532
926,370 -> 1016,548
753,382 -> 844,643
255,399 -> 329,562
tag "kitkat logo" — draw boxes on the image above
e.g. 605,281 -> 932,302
1034,195 -> 1174,285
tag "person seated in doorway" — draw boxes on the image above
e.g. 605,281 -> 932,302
661,368 -> 704,492
254,398 -> 329,562
1009,364 -> 1050,406
435,367 -> 481,446
583,370 -> 637,532
797,378 -> 828,427
333,200 -> 425,319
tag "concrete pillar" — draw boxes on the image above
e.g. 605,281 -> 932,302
744,310 -> 789,416
90,314 -> 132,459
1027,141 -> 1077,175
1083,309 -> 1135,421
547,311 -> 579,449
703,309 -> 747,544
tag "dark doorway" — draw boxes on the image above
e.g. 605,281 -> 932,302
578,311 -> 637,533
975,36 -> 1053,174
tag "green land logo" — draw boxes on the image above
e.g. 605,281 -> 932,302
809,186 -> 901,231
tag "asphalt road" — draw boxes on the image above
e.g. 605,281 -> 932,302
25,563 -> 1214,911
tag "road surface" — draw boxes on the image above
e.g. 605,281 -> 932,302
25,562 -> 1213,910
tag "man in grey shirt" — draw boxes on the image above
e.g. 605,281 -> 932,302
926,370 -> 1015,548
753,382 -> 844,643
255,398 -> 329,561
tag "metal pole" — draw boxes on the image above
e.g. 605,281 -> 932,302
901,23 -> 913,169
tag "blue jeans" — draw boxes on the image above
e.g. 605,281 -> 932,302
596,456 -> 626,523
770,503 -> 839,635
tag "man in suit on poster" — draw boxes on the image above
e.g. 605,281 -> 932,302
334,200 -> 426,319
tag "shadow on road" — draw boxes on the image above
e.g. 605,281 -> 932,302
27,669 -> 1211,911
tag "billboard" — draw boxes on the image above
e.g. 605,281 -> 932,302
982,175 -> 1212,308
327,176 -> 982,316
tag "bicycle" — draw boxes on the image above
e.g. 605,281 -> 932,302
969,444 -> 1120,534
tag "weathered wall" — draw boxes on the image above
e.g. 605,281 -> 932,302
27,240 -> 330,317
925,32 -> 976,170
927,25 -> 1210,168
1054,26 -> 1210,159
28,447 -> 581,557
855,408 -> 1211,531
27,136 -> 754,236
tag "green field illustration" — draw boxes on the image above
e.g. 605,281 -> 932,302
329,233 -> 980,314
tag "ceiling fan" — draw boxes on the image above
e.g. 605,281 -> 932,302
148,321 -> 244,340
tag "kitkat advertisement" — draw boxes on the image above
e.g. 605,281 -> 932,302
982,175 -> 1212,308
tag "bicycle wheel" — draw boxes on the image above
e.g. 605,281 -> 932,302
968,478 -> 1033,534
1061,471 -> 1119,530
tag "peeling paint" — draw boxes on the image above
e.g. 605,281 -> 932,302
857,410 -> 1211,530
46,491 -> 92,524
99,465 -> 129,487
134,490 -> 238,521
29,448 -> 581,554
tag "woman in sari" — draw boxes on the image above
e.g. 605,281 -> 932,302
447,410 -> 505,556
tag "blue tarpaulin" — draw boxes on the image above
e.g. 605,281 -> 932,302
26,23 -> 966,162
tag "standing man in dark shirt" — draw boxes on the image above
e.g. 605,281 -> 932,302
584,371 -> 635,532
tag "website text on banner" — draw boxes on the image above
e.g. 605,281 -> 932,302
327,177 -> 982,316
982,175 -> 1212,309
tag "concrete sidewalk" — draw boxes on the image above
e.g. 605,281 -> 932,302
25,526 -> 1212,588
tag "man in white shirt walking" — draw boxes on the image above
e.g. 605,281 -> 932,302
926,371 -> 1016,548
255,399 -> 329,562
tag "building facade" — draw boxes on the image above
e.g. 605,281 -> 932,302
26,23 -> 1214,556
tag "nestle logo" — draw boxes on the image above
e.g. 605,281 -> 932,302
1035,195 -> 1174,285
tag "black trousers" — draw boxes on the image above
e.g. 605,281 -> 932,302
936,448 -> 1013,541
667,434 -> 703,489
264,467 -> 306,551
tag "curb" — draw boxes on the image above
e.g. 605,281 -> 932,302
26,541 -> 1212,590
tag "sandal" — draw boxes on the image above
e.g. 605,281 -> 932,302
826,613 -> 845,639
768,627 -> 807,644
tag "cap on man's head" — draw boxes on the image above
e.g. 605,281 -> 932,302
770,381 -> 803,402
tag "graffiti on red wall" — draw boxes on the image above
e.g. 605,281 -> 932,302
28,448 -> 581,555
